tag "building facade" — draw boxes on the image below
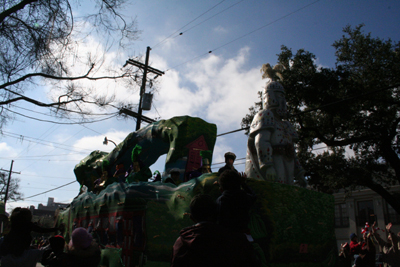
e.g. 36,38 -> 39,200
29,197 -> 69,217
334,185 -> 400,248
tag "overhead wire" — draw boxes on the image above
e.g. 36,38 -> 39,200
2,107 -> 118,124
1,130 -> 94,153
18,127 -> 88,172
179,0 -> 245,36
0,153 -> 86,159
11,104 -> 118,116
22,181 -> 78,200
78,124 -> 103,135
0,108 -> 116,200
17,174 -> 76,180
167,0 -> 321,71
211,157 -> 246,166
216,83 -> 400,137
210,0 -> 321,53
152,101 -> 162,120
156,0 -> 245,46
1,123 -> 88,174
152,0 -> 227,49
0,133 -> 89,154
0,158 -> 81,161
0,119 -> 61,170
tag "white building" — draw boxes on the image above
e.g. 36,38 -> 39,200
334,185 -> 400,249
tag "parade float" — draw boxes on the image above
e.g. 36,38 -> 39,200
56,82 -> 337,267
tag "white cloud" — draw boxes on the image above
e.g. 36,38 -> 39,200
314,57 -> 330,70
152,47 -> 264,131
0,142 -> 18,157
152,35 -> 178,51
213,26 -> 228,33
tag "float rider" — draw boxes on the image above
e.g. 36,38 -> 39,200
218,152 -> 238,175
125,144 -> 152,183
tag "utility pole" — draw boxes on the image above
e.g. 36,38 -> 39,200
123,46 -> 164,130
1,160 -> 21,210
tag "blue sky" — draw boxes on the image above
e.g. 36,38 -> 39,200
1,0 -> 400,213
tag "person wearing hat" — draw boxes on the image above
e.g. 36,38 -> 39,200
186,151 -> 213,180
218,152 -> 238,175
65,227 -> 101,267
125,144 -> 152,183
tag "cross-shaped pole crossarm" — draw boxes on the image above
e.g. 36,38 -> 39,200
0,168 -> 21,174
119,108 -> 156,124
125,59 -> 165,76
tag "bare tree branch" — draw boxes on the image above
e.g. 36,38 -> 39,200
0,95 -> 83,107
0,0 -> 38,24
0,64 -> 132,90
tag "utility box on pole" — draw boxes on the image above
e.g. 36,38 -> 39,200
141,93 -> 153,111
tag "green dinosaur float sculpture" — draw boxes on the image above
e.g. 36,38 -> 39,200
74,116 -> 217,191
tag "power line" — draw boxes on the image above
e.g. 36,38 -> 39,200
211,0 -> 320,53
152,101 -> 162,120
153,0 -> 227,49
0,152 -> 86,159
23,199 -> 73,203
1,123 -> 63,172
215,83 -> 400,137
3,107 -> 118,125
3,134 -> 91,156
158,0 -> 245,46
16,173 -> 74,180
0,158 -> 80,161
12,105 -> 104,135
11,104 -> 118,117
22,181 -> 78,200
179,0 -> 245,36
77,124 -> 103,135
211,157 -> 246,166
0,133 -> 89,154
168,0 -> 320,70
17,127 -> 88,173
1,130 -> 94,153
217,128 -> 246,137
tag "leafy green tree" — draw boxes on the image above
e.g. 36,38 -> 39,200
0,0 -> 144,129
242,25 -> 400,214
